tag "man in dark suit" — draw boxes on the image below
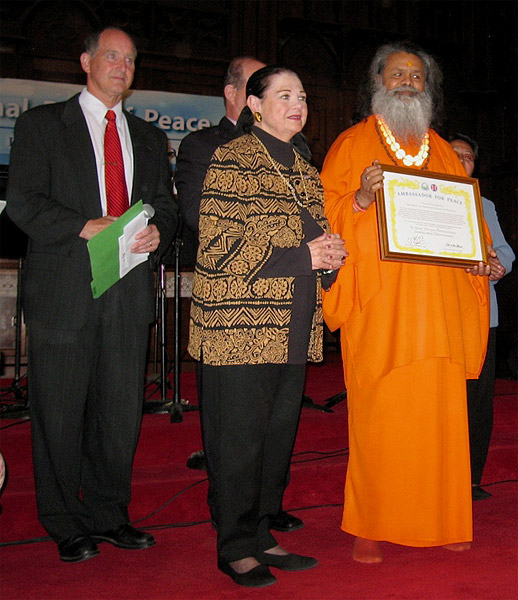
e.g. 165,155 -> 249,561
6,27 -> 177,563
175,56 -> 304,533
176,56 -> 264,237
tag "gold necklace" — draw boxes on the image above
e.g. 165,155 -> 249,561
376,116 -> 430,167
252,132 -> 309,208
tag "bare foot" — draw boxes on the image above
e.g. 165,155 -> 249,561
229,556 -> 260,573
353,537 -> 382,563
443,542 -> 472,552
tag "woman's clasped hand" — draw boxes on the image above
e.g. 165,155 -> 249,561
307,232 -> 347,271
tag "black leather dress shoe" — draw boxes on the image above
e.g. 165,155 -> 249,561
92,523 -> 155,549
58,536 -> 99,563
270,510 -> 304,532
217,559 -> 276,587
472,485 -> 492,501
257,551 -> 318,571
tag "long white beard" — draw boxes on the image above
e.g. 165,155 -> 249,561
372,84 -> 432,144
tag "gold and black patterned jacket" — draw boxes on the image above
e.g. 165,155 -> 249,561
188,133 -> 330,366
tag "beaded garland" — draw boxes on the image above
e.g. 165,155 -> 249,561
376,116 -> 430,167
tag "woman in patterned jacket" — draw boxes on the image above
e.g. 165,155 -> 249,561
188,66 -> 346,588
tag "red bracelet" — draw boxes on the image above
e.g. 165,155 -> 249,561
353,192 -> 367,212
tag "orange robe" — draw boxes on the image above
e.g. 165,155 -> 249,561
321,115 -> 489,546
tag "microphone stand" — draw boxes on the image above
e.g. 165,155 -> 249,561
322,389 -> 346,411
321,333 -> 347,410
143,212 -> 193,423
169,215 -> 200,421
143,217 -> 178,416
169,218 -> 185,422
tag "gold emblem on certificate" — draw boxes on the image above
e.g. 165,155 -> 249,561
375,165 -> 488,267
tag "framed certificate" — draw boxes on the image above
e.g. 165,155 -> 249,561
375,164 -> 488,267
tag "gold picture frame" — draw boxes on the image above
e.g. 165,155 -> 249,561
375,164 -> 488,267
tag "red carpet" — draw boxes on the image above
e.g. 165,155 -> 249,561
1,353 -> 517,599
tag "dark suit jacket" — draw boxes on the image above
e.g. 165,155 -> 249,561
175,116 -> 235,233
6,94 -> 177,330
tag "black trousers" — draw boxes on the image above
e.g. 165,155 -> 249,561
200,362 -> 306,562
467,327 -> 497,485
195,359 -> 217,520
27,287 -> 149,542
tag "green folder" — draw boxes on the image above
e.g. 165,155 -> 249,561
87,200 -> 145,298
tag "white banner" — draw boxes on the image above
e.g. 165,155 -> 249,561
0,78 -> 225,169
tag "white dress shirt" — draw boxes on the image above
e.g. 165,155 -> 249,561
79,88 -> 134,215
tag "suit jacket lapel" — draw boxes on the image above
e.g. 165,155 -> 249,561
61,95 -> 103,218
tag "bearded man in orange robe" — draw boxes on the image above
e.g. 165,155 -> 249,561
321,42 -> 492,563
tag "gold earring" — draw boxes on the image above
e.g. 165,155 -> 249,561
254,111 -> 262,122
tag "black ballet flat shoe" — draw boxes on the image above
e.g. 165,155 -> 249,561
257,551 -> 318,571
472,485 -> 492,501
92,523 -> 155,549
270,510 -> 304,532
186,450 -> 207,470
217,559 -> 276,587
58,536 -> 99,563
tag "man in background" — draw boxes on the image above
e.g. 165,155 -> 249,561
176,56 -> 264,238
7,27 -> 177,562
175,56 -> 304,533
450,134 -> 515,501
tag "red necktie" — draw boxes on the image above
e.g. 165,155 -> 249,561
104,110 -> 129,217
